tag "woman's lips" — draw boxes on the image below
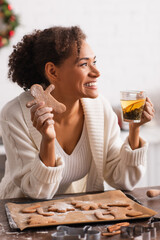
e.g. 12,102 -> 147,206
84,82 -> 97,88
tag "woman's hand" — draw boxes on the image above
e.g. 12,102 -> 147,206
131,97 -> 155,128
139,97 -> 155,125
128,97 -> 154,149
28,101 -> 56,140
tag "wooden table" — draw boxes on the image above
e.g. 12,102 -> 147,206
0,186 -> 160,239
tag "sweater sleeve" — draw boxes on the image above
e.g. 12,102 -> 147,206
0,102 -> 64,199
102,98 -> 148,191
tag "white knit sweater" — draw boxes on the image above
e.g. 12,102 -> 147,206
0,91 -> 148,199
55,122 -> 92,194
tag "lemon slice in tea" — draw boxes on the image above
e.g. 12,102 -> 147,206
125,99 -> 145,113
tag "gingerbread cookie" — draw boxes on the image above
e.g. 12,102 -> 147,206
36,207 -> 54,216
107,203 -> 130,207
102,222 -> 130,236
94,211 -> 115,220
99,202 -> 131,211
22,204 -> 41,213
95,206 -> 143,220
26,84 -> 66,113
107,207 -> 143,219
107,222 -> 130,233
27,214 -> 56,225
71,200 -> 99,210
126,210 -> 143,217
48,202 -> 75,213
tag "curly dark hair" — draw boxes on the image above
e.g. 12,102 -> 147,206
8,26 -> 86,90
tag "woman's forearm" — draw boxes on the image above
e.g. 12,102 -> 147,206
40,138 -> 56,167
128,123 -> 140,150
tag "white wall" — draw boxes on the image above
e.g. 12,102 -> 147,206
1,0 -> 160,188
0,0 -> 160,110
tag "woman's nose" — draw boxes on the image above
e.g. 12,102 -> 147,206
89,66 -> 100,78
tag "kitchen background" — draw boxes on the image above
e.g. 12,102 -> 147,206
0,0 -> 160,188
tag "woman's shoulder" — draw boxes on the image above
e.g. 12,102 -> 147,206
0,91 -> 31,121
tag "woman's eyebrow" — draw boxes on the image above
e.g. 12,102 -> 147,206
76,56 -> 96,62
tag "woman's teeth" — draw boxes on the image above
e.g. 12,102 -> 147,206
85,82 -> 97,87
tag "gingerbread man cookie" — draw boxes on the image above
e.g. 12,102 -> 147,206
36,207 -> 54,216
95,207 -> 143,220
27,214 -> 56,225
108,206 -> 143,218
71,200 -> 99,210
26,84 -> 66,113
48,202 -> 75,213
94,210 -> 115,220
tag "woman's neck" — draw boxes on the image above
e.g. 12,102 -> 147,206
54,99 -> 83,124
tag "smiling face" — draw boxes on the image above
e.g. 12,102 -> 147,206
51,40 -> 100,102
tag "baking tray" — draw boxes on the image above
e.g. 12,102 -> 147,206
5,190 -> 157,231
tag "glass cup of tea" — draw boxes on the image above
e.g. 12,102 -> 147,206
120,90 -> 146,123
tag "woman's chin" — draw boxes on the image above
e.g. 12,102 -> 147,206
84,92 -> 99,99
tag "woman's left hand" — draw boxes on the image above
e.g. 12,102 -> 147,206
128,97 -> 155,149
137,97 -> 155,126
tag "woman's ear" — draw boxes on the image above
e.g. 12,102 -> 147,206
45,62 -> 58,82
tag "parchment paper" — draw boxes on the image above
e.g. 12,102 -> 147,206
5,190 -> 157,231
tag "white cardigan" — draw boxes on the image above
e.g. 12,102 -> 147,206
0,91 -> 148,199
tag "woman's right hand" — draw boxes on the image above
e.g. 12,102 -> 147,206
28,101 -> 56,140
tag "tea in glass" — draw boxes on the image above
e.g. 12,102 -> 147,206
120,91 -> 146,123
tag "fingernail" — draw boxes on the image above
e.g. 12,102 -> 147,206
39,101 -> 44,105
26,103 -> 30,107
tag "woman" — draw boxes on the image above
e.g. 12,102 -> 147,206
0,26 -> 154,199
